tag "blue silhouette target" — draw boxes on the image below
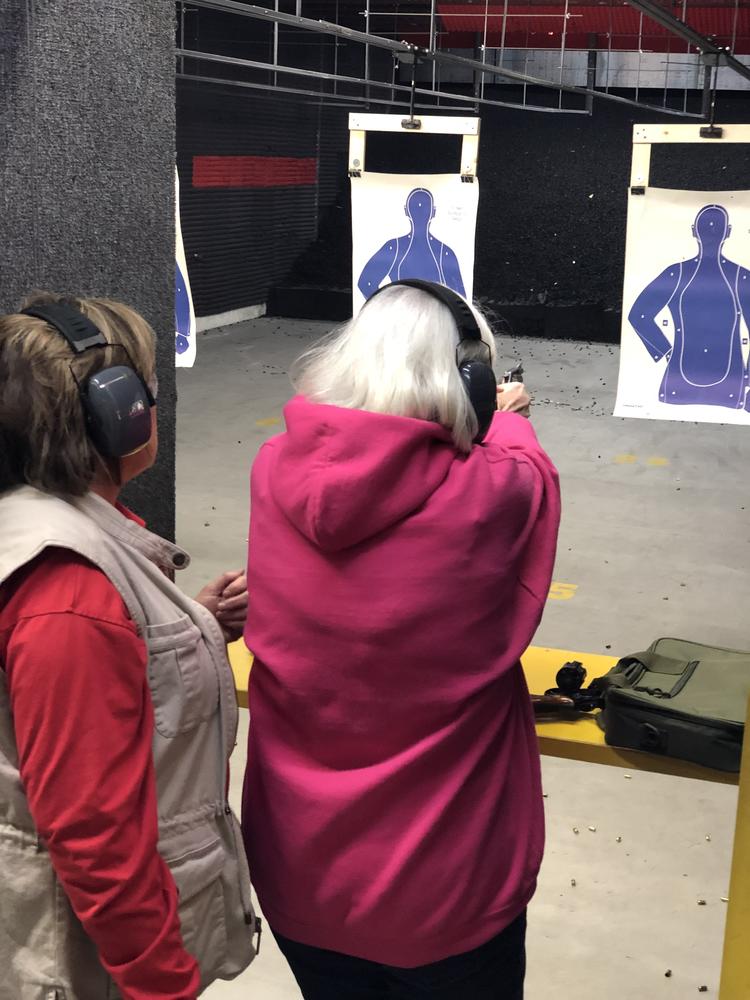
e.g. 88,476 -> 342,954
175,260 -> 192,356
174,167 -> 196,367
358,188 -> 466,300
629,204 -> 750,411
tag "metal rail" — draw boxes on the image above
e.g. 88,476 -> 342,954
419,47 -> 703,116
624,0 -> 750,84
186,0 -> 707,117
176,48 -> 711,117
176,51 -> 590,114
180,69 -> 585,116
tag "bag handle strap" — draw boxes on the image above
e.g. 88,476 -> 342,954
609,654 -> 700,699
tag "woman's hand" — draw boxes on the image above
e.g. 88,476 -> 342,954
497,381 -> 531,418
195,570 -> 248,644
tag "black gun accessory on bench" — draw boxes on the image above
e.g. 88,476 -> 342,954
544,661 -> 607,713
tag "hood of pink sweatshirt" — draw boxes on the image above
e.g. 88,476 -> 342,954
266,396 -> 460,552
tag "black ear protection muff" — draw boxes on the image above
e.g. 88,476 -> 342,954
21,301 -> 155,459
366,279 -> 498,444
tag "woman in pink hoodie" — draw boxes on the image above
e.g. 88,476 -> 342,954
242,280 -> 561,999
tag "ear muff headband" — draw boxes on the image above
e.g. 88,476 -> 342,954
364,279 -> 498,444
21,302 -> 155,459
376,278 -> 484,345
22,302 -> 108,354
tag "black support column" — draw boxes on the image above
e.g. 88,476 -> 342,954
0,1 -> 177,539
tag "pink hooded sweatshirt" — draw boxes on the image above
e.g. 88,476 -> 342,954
243,395 -> 561,968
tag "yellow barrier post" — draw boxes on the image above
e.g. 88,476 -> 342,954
719,694 -> 750,999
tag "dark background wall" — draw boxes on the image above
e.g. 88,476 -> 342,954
475,91 -> 750,338
288,88 -> 750,338
0,1 -> 176,538
177,79 -> 344,316
176,7 -> 352,318
176,49 -> 750,341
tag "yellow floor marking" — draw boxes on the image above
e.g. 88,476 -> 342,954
612,454 -> 670,467
548,582 -> 578,601
256,416 -> 281,427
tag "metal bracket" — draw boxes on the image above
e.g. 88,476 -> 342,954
699,125 -> 724,139
630,185 -> 646,196
348,126 -> 366,179
395,50 -> 416,66
461,131 -> 479,181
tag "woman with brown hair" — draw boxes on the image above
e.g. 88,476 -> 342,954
0,293 -> 258,999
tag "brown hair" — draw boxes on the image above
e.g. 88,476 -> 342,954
0,292 -> 156,496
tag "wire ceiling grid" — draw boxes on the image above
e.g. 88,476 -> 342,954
179,0 -> 750,118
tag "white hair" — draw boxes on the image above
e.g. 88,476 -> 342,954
292,284 -> 497,453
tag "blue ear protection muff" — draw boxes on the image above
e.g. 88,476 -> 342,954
366,279 -> 498,444
21,302 -> 155,459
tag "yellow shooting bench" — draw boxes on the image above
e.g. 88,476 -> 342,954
228,642 -> 750,999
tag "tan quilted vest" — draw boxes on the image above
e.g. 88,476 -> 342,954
0,487 -> 257,999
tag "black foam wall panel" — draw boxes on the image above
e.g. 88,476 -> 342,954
0,1 -> 176,539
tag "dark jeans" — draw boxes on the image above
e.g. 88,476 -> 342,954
273,912 -> 527,1000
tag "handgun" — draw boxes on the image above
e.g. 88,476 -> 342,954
502,361 -> 524,384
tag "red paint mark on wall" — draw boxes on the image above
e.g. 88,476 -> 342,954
192,155 -> 318,189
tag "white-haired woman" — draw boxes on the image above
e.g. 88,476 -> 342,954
242,281 -> 561,999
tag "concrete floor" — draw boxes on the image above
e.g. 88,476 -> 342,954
177,318 -> 742,999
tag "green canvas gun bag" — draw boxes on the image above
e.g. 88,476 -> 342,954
596,637 -> 750,773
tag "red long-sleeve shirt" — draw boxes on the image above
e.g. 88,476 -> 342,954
0,532 -> 200,1000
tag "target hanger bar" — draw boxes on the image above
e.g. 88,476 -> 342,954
634,123 -> 750,144
179,73 -> 530,114
177,71 -> 431,108
187,0 -> 704,117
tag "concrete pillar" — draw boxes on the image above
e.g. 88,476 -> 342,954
0,1 -> 177,540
